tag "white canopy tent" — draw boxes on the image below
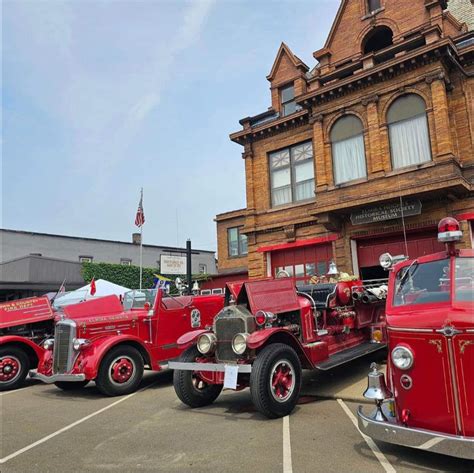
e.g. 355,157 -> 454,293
53,279 -> 131,308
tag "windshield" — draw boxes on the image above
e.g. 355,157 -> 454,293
393,258 -> 450,306
455,257 -> 473,302
123,289 -> 158,310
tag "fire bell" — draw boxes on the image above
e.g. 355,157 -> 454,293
363,362 -> 391,421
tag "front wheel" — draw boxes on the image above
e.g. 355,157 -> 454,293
54,381 -> 90,391
0,346 -> 30,391
250,343 -> 302,418
95,345 -> 144,396
173,346 -> 223,408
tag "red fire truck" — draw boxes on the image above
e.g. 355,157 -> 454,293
0,297 -> 54,391
169,276 -> 387,418
358,217 -> 474,460
30,289 -> 223,396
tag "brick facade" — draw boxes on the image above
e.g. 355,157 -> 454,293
219,0 -> 473,281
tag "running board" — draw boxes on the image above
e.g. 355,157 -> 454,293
315,342 -> 386,371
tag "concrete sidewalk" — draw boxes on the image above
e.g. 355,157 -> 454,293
301,351 -> 387,404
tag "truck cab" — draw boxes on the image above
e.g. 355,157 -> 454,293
30,289 -> 223,396
358,217 -> 474,460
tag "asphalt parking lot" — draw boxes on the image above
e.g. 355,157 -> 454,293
2,358 -> 474,473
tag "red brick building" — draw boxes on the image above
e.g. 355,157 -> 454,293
212,0 -> 473,288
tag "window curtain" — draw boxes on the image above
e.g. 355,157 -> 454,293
333,134 -> 366,185
272,186 -> 291,206
389,115 -> 431,169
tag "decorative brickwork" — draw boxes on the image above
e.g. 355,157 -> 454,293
220,0 -> 473,280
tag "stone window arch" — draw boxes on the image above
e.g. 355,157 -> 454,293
387,94 -> 432,169
362,26 -> 393,54
330,115 -> 367,185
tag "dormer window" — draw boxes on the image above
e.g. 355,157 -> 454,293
367,0 -> 381,13
280,84 -> 297,116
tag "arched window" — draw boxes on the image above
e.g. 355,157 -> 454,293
331,115 -> 367,185
363,26 -> 393,55
387,94 -> 431,169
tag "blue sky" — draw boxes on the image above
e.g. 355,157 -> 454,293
2,0 -> 339,253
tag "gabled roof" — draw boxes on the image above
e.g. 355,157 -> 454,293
266,42 -> 309,81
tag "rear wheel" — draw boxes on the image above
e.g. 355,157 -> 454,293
0,346 -> 30,391
95,345 -> 144,396
250,343 -> 302,418
54,381 -> 90,391
173,346 -> 223,408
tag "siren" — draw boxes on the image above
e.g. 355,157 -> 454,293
437,217 -> 462,243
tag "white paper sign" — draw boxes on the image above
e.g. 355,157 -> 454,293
160,255 -> 186,275
223,364 -> 239,390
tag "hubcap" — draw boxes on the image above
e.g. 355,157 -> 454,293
269,359 -> 295,403
0,356 -> 21,383
191,372 -> 209,391
109,357 -> 135,385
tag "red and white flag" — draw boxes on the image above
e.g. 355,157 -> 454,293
135,189 -> 145,227
90,277 -> 97,296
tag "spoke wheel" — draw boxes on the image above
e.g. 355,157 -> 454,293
0,346 -> 30,391
96,346 -> 144,396
250,343 -> 302,419
173,346 -> 222,408
269,359 -> 295,403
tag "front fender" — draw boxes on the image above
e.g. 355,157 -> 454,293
76,335 -> 153,380
176,329 -> 210,349
0,335 -> 45,361
247,328 -> 314,369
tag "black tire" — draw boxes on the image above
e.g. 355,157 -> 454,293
250,343 -> 302,419
173,346 -> 223,408
95,345 -> 144,396
54,381 -> 90,391
0,346 -> 30,391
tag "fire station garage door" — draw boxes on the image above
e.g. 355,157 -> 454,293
357,231 -> 444,280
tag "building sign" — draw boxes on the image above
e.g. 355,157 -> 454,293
350,199 -> 422,226
160,255 -> 187,275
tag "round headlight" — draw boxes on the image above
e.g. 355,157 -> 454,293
232,333 -> 248,355
391,346 -> 414,370
197,333 -> 216,355
73,338 -> 90,351
379,253 -> 393,270
43,339 -> 54,350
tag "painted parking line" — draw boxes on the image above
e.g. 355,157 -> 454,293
0,382 -> 158,464
337,399 -> 396,473
0,386 -> 33,396
283,415 -> 293,473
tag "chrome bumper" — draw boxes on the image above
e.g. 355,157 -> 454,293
168,361 -> 252,373
358,406 -> 474,460
29,370 -> 86,384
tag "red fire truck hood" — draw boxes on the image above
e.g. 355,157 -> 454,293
388,304 -> 474,331
61,295 -> 129,324
0,296 -> 55,329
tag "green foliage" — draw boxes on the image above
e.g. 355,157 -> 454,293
81,261 -> 212,291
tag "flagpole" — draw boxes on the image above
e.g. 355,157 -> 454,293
139,223 -> 143,291
139,188 -> 143,291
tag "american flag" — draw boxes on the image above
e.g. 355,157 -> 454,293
135,189 -> 145,227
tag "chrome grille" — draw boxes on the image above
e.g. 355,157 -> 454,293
215,318 -> 246,362
53,320 -> 76,373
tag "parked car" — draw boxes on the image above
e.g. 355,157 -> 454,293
169,275 -> 387,418
0,296 -> 55,391
30,289 -> 224,396
357,217 -> 474,460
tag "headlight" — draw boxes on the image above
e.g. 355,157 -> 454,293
232,333 -> 248,355
379,253 -> 393,270
391,346 -> 414,370
73,338 -> 90,351
43,339 -> 54,350
197,333 -> 216,355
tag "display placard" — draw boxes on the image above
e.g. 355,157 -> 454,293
160,255 -> 187,275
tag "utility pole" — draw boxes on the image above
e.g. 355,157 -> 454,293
186,239 -> 192,295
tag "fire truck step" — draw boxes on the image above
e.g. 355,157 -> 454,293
315,342 -> 386,371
